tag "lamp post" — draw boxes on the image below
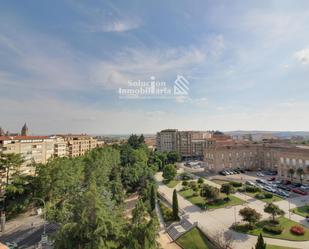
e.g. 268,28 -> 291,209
33,198 -> 46,235
234,206 -> 237,224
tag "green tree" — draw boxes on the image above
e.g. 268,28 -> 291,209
127,200 -> 159,249
220,183 -> 234,198
0,153 -> 24,188
172,189 -> 179,220
162,164 -> 177,182
200,184 -> 219,203
264,203 -> 285,223
197,178 -> 204,184
0,153 -> 24,212
296,168 -> 305,184
288,168 -> 295,181
150,185 -> 156,211
255,233 -> 266,249
54,179 -> 123,249
239,207 -> 261,228
167,151 -> 180,164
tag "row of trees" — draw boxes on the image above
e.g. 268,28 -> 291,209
239,203 -> 284,229
288,167 -> 306,184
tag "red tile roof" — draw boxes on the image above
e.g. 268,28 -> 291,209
0,135 -> 50,141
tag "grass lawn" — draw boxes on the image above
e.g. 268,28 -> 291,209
244,191 -> 283,203
267,245 -> 299,249
179,188 -> 205,208
179,188 -> 245,210
233,216 -> 309,241
176,227 -> 215,249
291,205 -> 309,218
163,179 -> 180,188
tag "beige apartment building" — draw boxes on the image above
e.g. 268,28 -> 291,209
156,129 -> 178,153
61,135 -> 98,157
0,135 -> 56,175
156,129 -> 223,159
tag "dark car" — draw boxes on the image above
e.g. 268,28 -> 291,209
292,183 -> 302,188
278,185 -> 290,191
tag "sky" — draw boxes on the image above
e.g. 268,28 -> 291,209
1,0 -> 309,134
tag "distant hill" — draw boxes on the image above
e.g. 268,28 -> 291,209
226,130 -> 309,139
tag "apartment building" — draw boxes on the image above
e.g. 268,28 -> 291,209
0,135 -> 56,175
61,135 -> 97,157
156,129 -> 178,153
156,129 -> 223,159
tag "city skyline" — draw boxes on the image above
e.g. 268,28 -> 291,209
1,1 -> 309,134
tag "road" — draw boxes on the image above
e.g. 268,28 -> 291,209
0,214 -> 57,249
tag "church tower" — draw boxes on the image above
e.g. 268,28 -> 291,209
21,123 -> 29,136
0,127 -> 4,136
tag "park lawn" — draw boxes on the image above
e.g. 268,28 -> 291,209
179,188 -> 205,208
234,216 -> 309,241
176,227 -> 215,249
267,245 -> 299,249
291,205 -> 309,218
179,188 -> 245,210
164,179 -> 180,188
244,191 -> 283,203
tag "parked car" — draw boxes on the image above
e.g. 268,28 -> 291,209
292,183 -> 302,188
278,185 -> 290,191
245,181 -> 256,186
267,177 -> 276,181
292,188 -> 307,195
277,189 -> 290,198
300,185 -> 309,191
281,180 -> 291,185
219,171 -> 227,176
257,172 -> 265,177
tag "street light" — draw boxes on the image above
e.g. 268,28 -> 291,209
33,197 -> 46,235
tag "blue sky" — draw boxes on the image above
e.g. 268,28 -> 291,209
1,0 -> 309,134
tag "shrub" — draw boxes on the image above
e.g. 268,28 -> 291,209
238,188 -> 245,193
263,225 -> 283,235
230,181 -> 242,187
290,226 -> 305,235
245,186 -> 260,193
189,181 -> 197,189
179,172 -> 192,180
182,180 -> 188,186
255,193 -> 265,199
264,193 -> 273,199
198,178 -> 204,184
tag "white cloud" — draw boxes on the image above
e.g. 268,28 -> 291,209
101,20 -> 141,32
92,47 -> 206,89
294,48 -> 309,65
